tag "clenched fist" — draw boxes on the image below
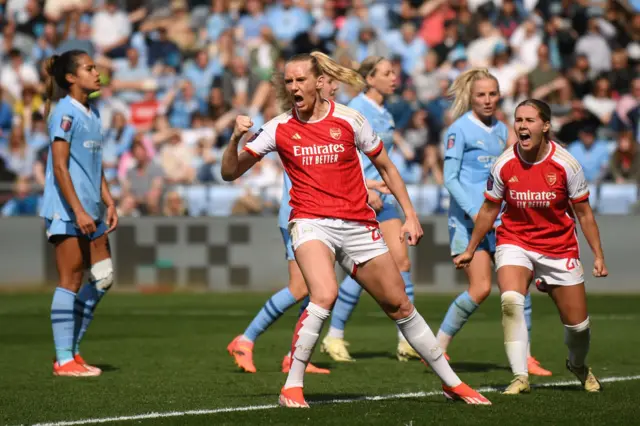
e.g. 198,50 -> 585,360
232,115 -> 254,140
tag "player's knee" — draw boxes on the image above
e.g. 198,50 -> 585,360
288,279 -> 308,301
470,282 -> 491,303
396,256 -> 411,273
501,291 -> 525,319
383,297 -> 413,321
310,287 -> 337,310
90,258 -> 114,291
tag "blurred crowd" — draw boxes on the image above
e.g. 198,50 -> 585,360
0,0 -> 639,217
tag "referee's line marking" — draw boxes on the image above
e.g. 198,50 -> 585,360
27,374 -> 640,426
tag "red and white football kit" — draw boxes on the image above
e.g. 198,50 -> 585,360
485,141 -> 590,285
244,100 -> 389,272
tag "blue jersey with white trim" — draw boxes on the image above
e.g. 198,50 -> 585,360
444,111 -> 507,222
40,95 -> 104,222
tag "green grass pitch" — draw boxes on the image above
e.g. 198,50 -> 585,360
1,292 -> 639,425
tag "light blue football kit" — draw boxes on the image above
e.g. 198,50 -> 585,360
41,95 -> 106,241
41,95 -> 111,367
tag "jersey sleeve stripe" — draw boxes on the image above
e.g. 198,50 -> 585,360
243,146 -> 261,158
570,192 -> 590,203
364,140 -> 383,157
553,147 -> 581,174
484,192 -> 502,203
334,104 -> 365,127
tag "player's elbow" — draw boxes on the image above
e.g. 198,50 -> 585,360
220,171 -> 235,182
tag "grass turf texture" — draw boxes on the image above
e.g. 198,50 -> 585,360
1,293 -> 639,425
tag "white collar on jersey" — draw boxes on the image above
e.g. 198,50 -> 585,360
69,97 -> 92,118
295,99 -> 332,124
467,111 -> 497,133
362,92 -> 386,113
516,140 -> 555,165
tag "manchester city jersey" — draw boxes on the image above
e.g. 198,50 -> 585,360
40,96 -> 104,222
444,111 -> 508,221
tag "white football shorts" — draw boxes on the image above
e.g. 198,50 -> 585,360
495,244 -> 584,286
288,218 -> 389,275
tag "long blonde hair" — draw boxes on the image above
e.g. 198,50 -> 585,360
274,51 -> 365,111
447,68 -> 499,122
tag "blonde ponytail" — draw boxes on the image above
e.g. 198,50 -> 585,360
274,51 -> 366,112
310,51 -> 365,92
447,68 -> 499,122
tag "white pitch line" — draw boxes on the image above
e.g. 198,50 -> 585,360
28,374 -> 640,426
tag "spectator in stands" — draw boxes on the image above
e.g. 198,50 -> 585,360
266,0 -> 312,45
575,17 -> 612,78
609,130 -> 640,184
92,0 -> 132,58
121,140 -> 164,215
162,190 -> 187,216
162,80 -> 203,129
568,126 -> 611,184
494,0 -> 523,40
104,111 -> 136,158
1,176 -> 40,216
583,76 -> 617,127
112,47 -> 151,104
183,49 -> 223,102
0,87 -> 14,138
466,19 -> 505,68
31,22 -> 58,64
509,19 -> 542,72
56,14 -> 95,57
205,0 -> 232,43
384,22 -> 427,74
432,19 -> 464,66
160,132 -> 195,184
26,111 -> 48,151
566,54 -> 593,99
0,49 -> 40,100
0,123 -> 35,179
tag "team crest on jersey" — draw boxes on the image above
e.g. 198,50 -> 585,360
546,173 -> 557,185
330,128 -> 341,140
60,115 -> 73,132
447,134 -> 455,149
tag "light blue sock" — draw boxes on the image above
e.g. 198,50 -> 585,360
401,271 -> 414,303
298,296 -> 310,318
330,276 -> 364,331
243,287 -> 297,342
51,287 -> 77,365
439,291 -> 479,337
524,292 -> 532,340
73,281 -> 107,355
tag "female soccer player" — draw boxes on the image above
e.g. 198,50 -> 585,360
226,74 -> 339,375
454,99 -> 607,394
40,50 -> 117,377
435,68 -> 551,376
222,51 -> 490,408
321,55 -> 421,363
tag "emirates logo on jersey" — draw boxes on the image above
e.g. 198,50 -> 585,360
510,190 -> 557,208
546,173 -> 557,185
330,128 -> 342,140
293,143 -> 345,166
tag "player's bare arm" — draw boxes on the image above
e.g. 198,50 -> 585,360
572,200 -> 608,277
454,200 -> 501,268
370,146 -> 423,245
51,138 -> 96,235
101,171 -> 118,233
221,115 -> 260,182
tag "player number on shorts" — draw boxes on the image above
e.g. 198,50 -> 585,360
565,258 -> 580,271
366,225 -> 382,241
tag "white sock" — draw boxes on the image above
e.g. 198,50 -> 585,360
284,302 -> 330,389
436,330 -> 453,352
565,317 -> 590,368
527,341 -> 531,358
397,327 -> 407,342
396,308 -> 462,387
240,334 -> 253,343
286,351 -> 291,357
327,326 -> 344,339
501,291 -> 528,376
